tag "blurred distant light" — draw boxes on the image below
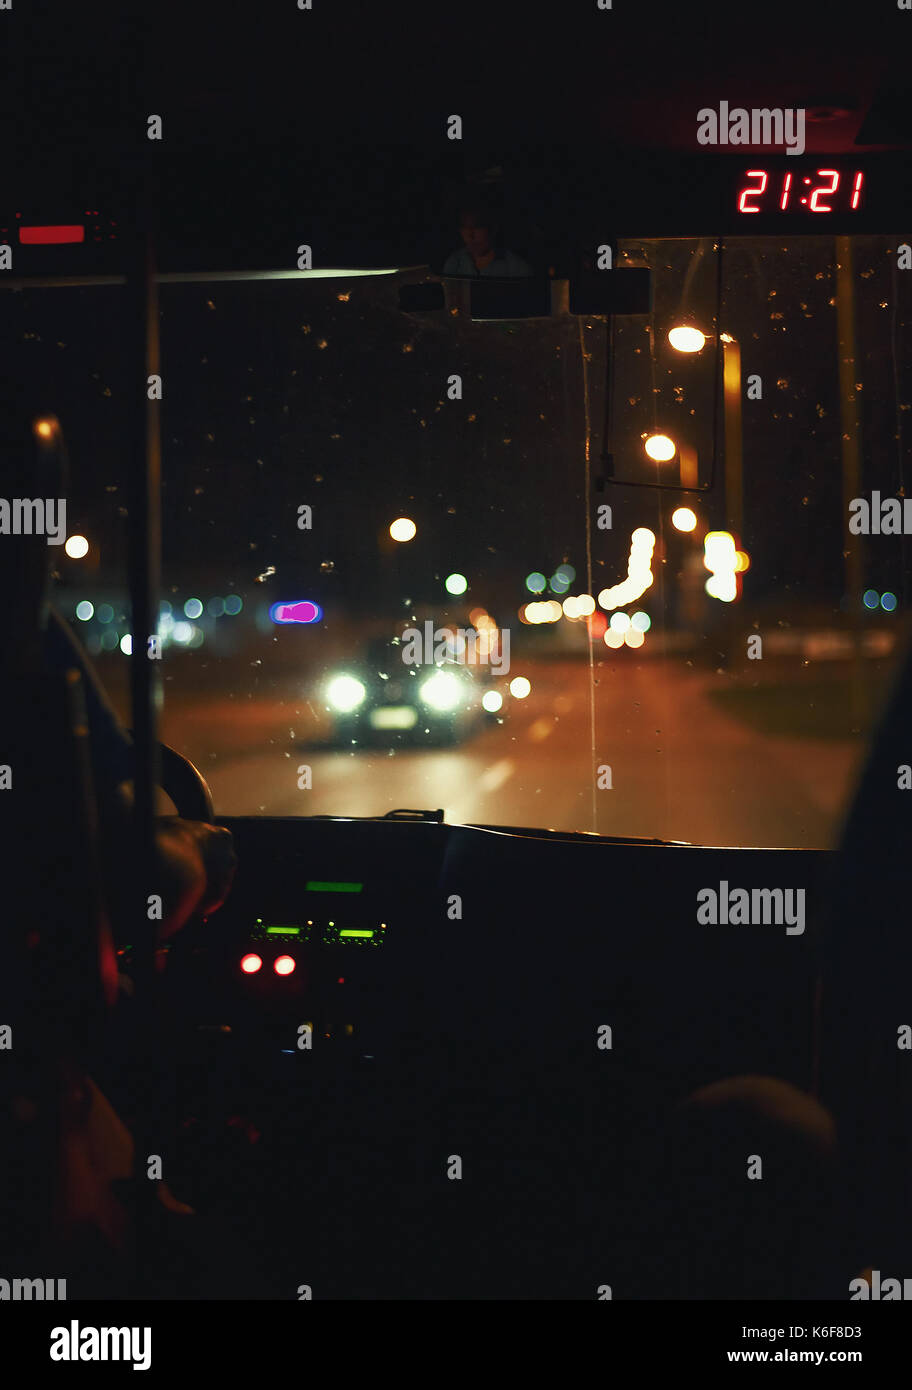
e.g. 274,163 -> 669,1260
172,622 -> 193,644
524,600 -> 562,624
609,611 -> 631,633
598,529 -> 656,611
469,606 -> 489,625
863,589 -> 879,610
420,670 -> 462,712
208,596 -> 226,617
188,627 -> 206,648
604,629 -> 625,649
734,550 -> 751,573
881,591 -> 898,612
445,573 -> 468,596
644,434 -> 676,463
576,594 -> 595,615
562,596 -> 581,619
119,634 -> 133,655
100,629 -> 118,651
587,611 -> 607,640
671,507 -> 697,532
482,690 -> 503,713
35,419 -> 55,439
668,326 -> 706,353
270,599 -> 322,624
240,953 -> 262,974
64,535 -> 89,559
75,600 -> 94,621
631,610 -> 651,632
390,517 -> 416,542
704,531 -> 736,567
720,333 -> 735,344
327,675 -> 367,712
525,572 -> 547,594
705,576 -> 737,602
184,597 -> 203,619
555,564 -> 576,583
274,955 -> 296,976
97,603 -> 114,625
549,573 -> 570,594
86,633 -> 102,656
624,628 -> 645,648
160,600 -> 172,616
509,677 -> 531,699
224,595 -> 243,615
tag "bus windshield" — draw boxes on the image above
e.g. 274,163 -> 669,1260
20,232 -> 911,847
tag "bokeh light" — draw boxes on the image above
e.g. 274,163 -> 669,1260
390,517 -> 417,542
64,535 -> 89,559
671,507 -> 697,532
644,434 -> 676,463
668,326 -> 707,353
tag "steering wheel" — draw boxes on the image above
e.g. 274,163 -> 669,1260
127,736 -> 216,822
157,742 -> 216,823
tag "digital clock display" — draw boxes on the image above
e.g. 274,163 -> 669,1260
736,168 -> 864,214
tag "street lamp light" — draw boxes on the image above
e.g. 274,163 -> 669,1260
668,325 -> 707,353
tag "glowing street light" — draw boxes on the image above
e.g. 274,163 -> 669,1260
671,507 -> 698,533
668,325 -> 707,353
390,517 -> 417,542
644,434 -> 676,463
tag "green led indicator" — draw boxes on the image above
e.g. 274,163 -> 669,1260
265,925 -> 302,935
306,881 -> 364,893
339,929 -> 374,938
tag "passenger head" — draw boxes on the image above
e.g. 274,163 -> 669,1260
458,202 -> 498,257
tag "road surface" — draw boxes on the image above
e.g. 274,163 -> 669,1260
158,656 -> 864,848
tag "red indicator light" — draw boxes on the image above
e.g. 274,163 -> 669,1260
19,224 -> 86,245
780,173 -> 792,210
851,172 -> 864,209
274,955 -> 296,976
241,953 -> 262,974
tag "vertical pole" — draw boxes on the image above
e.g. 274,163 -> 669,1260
722,338 -> 743,540
125,166 -> 163,1287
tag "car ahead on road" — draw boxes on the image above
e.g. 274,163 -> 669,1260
320,635 -> 500,747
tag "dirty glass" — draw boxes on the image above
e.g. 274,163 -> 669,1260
36,235 -> 912,846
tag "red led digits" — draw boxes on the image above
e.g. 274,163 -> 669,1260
738,170 -> 768,213
809,170 -> 839,212
737,168 -> 864,214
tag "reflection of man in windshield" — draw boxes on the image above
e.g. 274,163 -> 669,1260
442,202 -> 531,278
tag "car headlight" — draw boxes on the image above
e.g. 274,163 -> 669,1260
419,669 -> 463,712
326,674 -> 367,712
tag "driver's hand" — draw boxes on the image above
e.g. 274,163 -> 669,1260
153,819 -> 236,940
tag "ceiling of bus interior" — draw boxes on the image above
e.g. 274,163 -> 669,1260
6,0 -> 910,187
